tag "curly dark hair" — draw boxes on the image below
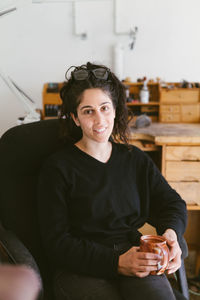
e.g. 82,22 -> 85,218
59,62 -> 129,144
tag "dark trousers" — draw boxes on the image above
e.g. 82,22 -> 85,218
54,270 -> 187,300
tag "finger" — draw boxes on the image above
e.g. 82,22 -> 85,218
138,259 -> 160,266
135,247 -> 140,250
167,260 -> 181,273
167,262 -> 177,270
166,239 -> 176,245
167,266 -> 180,274
136,265 -> 159,273
135,271 -> 150,278
168,246 -> 181,261
130,246 -> 142,253
168,259 -> 181,268
168,251 -> 177,261
169,249 -> 182,262
138,252 -> 161,260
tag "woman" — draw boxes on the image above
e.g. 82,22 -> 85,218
37,62 -> 187,300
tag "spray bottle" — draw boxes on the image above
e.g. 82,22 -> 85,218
140,78 -> 149,103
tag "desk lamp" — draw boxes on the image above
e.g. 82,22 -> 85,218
0,1 -> 40,125
0,70 -> 40,125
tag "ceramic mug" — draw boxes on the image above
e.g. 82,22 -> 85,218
140,235 -> 169,275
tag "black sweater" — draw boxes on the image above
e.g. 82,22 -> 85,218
37,142 -> 187,278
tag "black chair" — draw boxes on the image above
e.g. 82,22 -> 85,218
0,119 -> 189,300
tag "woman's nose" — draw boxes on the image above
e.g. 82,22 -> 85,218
94,111 -> 104,124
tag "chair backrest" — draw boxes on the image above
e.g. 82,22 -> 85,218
0,119 -> 64,281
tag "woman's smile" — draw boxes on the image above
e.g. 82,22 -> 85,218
93,127 -> 107,134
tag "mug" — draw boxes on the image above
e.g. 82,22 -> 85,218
140,235 -> 169,275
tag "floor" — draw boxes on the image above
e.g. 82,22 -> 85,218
188,286 -> 200,300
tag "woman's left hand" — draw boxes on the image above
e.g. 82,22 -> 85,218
162,229 -> 182,274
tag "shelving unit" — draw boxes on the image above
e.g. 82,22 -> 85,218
42,83 -> 63,119
127,102 -> 159,106
124,82 -> 160,122
159,83 -> 200,123
124,81 -> 160,102
42,81 -> 200,123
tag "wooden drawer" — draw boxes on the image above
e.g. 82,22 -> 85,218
160,89 -> 199,104
169,181 -> 200,205
166,161 -> 200,181
160,105 -> 180,113
160,113 -> 180,123
181,104 -> 200,123
166,146 -> 200,161
141,106 -> 158,113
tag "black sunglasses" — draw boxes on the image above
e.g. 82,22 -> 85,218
66,66 -> 110,81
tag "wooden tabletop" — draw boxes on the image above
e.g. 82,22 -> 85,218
130,123 -> 200,145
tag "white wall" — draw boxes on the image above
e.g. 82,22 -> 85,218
0,0 -> 200,136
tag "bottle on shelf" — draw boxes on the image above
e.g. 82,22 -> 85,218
140,78 -> 149,103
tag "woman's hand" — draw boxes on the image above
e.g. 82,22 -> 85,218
118,246 -> 161,278
162,229 -> 182,274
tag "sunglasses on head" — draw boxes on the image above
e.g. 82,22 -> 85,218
66,66 -> 110,81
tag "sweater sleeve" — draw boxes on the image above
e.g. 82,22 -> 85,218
142,152 -> 187,240
37,161 -> 119,279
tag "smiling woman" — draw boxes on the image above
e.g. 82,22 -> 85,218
37,62 -> 187,300
70,88 -> 116,161
59,62 -> 129,146
58,62 -> 128,162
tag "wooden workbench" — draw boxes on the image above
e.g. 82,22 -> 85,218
129,123 -> 200,275
130,123 -> 200,207
130,123 -> 200,145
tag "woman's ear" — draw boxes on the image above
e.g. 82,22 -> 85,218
71,113 -> 80,127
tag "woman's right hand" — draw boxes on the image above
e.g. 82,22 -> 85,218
118,246 -> 161,277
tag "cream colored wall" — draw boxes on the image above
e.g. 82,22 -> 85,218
0,0 -> 200,136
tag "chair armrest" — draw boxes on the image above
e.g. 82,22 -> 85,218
175,236 -> 189,299
176,259 -> 189,300
178,236 -> 188,260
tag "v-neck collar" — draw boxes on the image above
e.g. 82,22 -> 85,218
72,142 -> 115,166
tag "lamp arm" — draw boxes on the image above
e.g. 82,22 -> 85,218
0,70 -> 40,120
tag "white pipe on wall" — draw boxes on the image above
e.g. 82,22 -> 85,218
113,43 -> 124,80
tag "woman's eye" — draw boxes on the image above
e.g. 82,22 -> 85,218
83,109 -> 93,115
101,106 -> 109,111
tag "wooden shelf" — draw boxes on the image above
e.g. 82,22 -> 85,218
187,205 -> 200,211
42,81 -> 200,123
127,102 -> 159,106
43,116 -> 58,120
123,81 -> 159,86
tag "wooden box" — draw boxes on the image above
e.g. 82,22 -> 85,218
160,87 -> 199,104
159,84 -> 200,123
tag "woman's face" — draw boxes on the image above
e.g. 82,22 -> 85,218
71,88 -> 115,144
